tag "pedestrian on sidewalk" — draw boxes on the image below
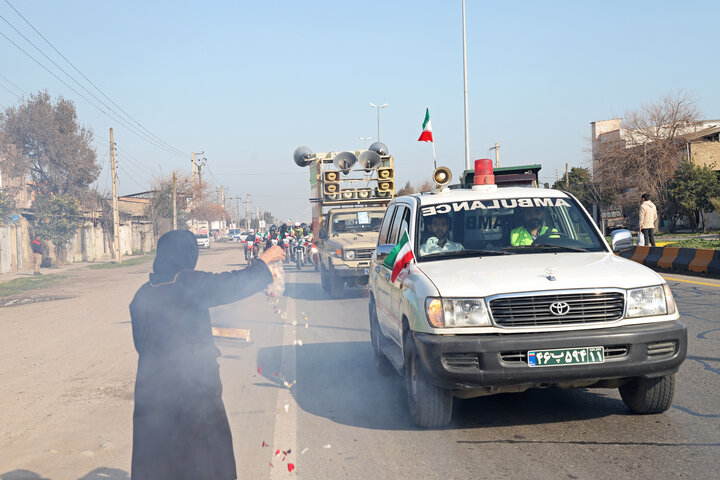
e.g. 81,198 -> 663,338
129,229 -> 284,480
31,235 -> 43,275
638,193 -> 658,247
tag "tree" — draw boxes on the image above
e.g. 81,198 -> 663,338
396,179 -> 433,196
397,181 -> 414,196
667,161 -> 720,232
593,92 -> 699,216
33,194 -> 82,252
0,91 -> 99,197
0,190 -> 15,223
147,172 -> 193,235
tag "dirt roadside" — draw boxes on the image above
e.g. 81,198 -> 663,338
0,244 -> 245,479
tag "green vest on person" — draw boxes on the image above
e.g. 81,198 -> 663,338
510,225 -> 552,246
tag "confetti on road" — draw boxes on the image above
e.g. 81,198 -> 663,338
280,312 -> 288,320
275,449 -> 281,457
257,366 -> 262,374
301,447 -> 309,455
305,323 -> 308,329
261,441 -> 269,447
283,380 -> 296,389
287,463 -> 295,473
323,444 -> 332,449
294,339 -> 303,346
291,320 -> 297,326
272,372 -> 280,377
283,403 -> 289,413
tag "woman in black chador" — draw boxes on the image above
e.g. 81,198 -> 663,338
129,230 -> 283,479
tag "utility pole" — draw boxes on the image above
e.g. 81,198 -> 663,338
109,128 -> 121,263
172,172 -> 177,230
221,186 -> 225,209
489,142 -> 500,167
191,152 -> 196,193
236,197 -> 240,228
565,163 -> 569,189
245,194 -> 250,230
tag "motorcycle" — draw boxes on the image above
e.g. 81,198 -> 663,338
244,235 -> 261,264
282,237 -> 291,264
296,238 -> 307,270
310,242 -> 319,271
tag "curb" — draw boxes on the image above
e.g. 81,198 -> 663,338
619,246 -> 720,275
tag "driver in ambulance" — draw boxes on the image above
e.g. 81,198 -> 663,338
510,206 -> 554,246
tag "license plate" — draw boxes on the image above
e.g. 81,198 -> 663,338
527,346 -> 604,367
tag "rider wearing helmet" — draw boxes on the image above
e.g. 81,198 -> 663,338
265,225 -> 280,249
293,222 -> 303,240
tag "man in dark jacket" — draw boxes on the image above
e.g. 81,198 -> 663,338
129,229 -> 284,479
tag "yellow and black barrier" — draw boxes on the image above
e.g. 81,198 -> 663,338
618,246 -> 720,275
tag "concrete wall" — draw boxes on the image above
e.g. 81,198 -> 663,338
0,219 -> 156,273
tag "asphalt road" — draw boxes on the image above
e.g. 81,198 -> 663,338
1,242 -> 718,479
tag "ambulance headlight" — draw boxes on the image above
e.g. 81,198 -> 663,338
626,286 -> 668,318
425,298 -> 492,328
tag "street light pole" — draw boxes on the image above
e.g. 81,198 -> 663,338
461,0 -> 471,171
369,102 -> 388,142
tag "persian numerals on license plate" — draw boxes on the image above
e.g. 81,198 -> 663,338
527,346 -> 604,367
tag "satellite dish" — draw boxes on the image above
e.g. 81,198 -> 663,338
333,151 -> 357,175
358,150 -> 382,171
293,146 -> 315,167
368,142 -> 388,156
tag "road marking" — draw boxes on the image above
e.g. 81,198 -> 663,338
271,270 -> 297,478
661,275 -> 720,288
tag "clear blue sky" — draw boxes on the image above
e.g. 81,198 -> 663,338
1,0 -> 718,222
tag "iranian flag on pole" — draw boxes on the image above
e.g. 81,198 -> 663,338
383,231 -> 415,282
417,107 -> 433,142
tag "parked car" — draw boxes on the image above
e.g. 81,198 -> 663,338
195,233 -> 210,249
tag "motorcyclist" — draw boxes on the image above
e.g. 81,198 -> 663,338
279,224 -> 289,239
292,222 -> 304,240
244,229 -> 260,260
265,225 -> 280,249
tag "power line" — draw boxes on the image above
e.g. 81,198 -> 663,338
3,0 -> 188,158
0,72 -> 27,96
118,163 -> 148,191
0,24 -> 188,160
213,171 -> 308,176
0,80 -> 21,99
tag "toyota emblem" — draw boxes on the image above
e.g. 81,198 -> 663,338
549,301 -> 571,316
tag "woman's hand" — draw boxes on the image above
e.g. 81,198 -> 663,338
260,245 -> 285,264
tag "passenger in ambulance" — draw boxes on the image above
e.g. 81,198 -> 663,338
419,214 -> 464,255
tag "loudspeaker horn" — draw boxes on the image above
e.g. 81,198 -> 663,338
433,166 -> 452,187
333,151 -> 357,175
358,150 -> 382,171
368,142 -> 388,156
293,146 -> 315,167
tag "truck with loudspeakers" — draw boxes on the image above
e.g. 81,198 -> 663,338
292,142 -> 395,298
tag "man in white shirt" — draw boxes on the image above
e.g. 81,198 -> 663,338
420,214 -> 464,255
